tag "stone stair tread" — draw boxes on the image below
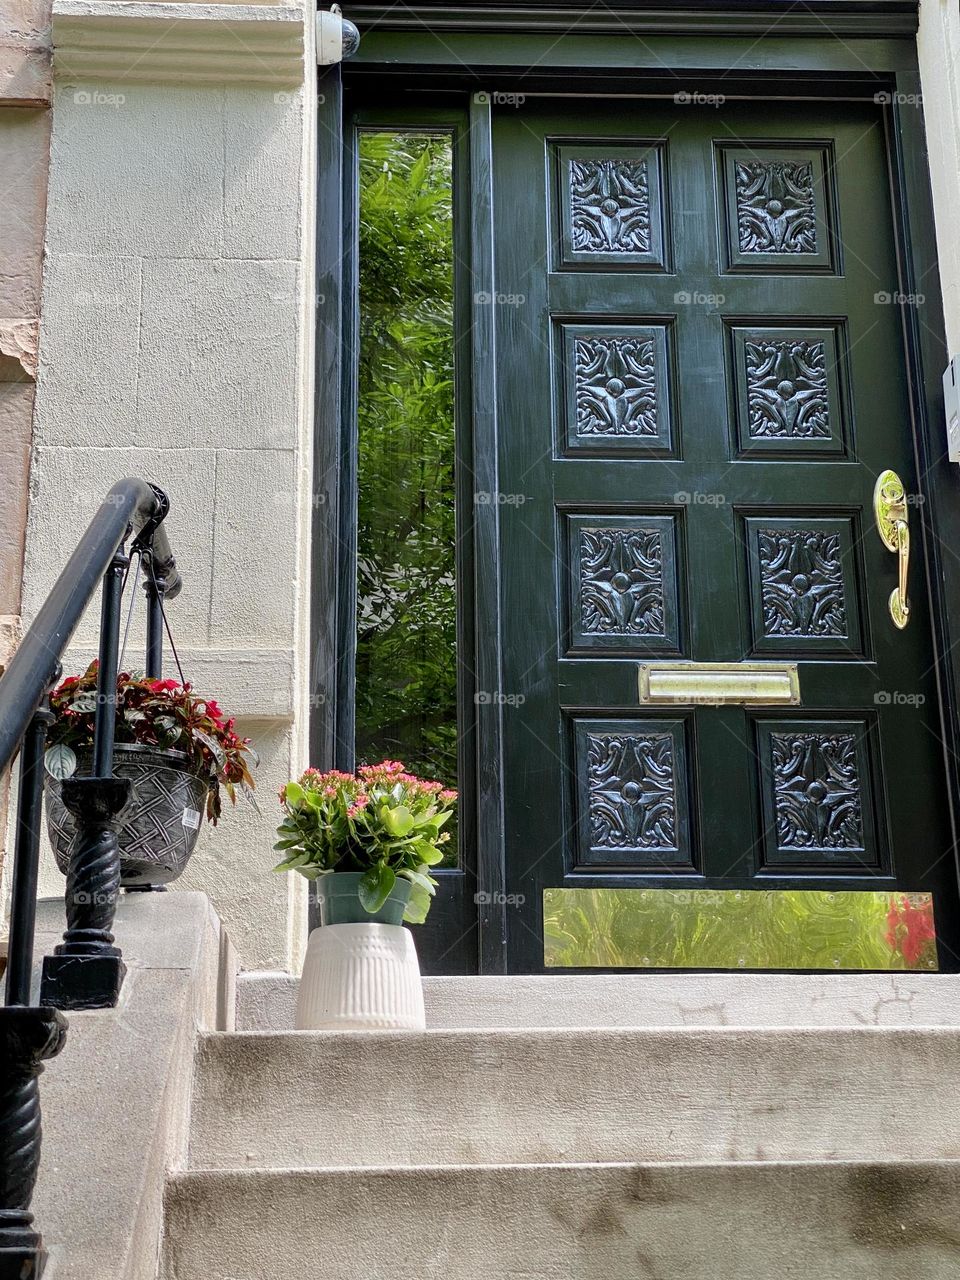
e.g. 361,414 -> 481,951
161,1160 -> 960,1280
235,970 -> 960,1031
170,1156 -> 960,1174
187,1025 -> 960,1170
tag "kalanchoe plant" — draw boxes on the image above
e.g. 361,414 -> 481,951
44,660 -> 258,823
273,761 -> 457,924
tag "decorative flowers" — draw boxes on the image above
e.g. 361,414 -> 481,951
45,660 -> 257,823
274,761 -> 457,923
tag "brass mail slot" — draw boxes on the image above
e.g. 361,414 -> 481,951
637,661 -> 800,706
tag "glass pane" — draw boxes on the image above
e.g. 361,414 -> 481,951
355,130 -> 458,859
544,888 -> 938,971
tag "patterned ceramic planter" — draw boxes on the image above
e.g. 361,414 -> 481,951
45,743 -> 210,888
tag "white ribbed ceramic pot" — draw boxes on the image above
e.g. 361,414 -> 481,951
295,922 -> 426,1031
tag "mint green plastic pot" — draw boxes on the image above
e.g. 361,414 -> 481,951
315,871 -> 413,926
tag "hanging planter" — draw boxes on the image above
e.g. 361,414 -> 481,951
45,743 -> 209,887
273,761 -> 456,1030
43,662 -> 258,888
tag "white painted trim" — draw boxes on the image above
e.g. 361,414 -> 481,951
52,0 -> 306,85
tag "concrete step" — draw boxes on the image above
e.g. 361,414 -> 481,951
161,1160 -> 960,1279
235,969 -> 960,1031
188,1026 -> 960,1169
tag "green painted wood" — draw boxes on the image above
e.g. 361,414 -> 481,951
337,102 -> 480,975
311,70 -> 343,775
887,74 -> 960,917
346,5 -> 918,38
489,99 -> 960,971
467,90 -> 510,972
350,32 -> 918,74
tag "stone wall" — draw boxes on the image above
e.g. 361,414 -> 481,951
21,1 -> 314,971
0,0 -> 51,885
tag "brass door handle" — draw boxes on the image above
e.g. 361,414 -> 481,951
874,469 -> 910,629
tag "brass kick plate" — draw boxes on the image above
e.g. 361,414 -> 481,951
637,661 -> 801,706
543,888 -> 937,971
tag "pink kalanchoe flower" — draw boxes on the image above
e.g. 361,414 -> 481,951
439,789 -> 458,804
346,792 -> 369,820
359,759 -> 405,776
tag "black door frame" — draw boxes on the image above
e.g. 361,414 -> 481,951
312,9 -> 960,974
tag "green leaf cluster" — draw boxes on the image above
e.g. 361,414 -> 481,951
272,763 -> 456,925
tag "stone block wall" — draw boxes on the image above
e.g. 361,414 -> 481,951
21,3 -> 314,971
0,0 -> 51,885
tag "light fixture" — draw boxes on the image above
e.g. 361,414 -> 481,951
317,4 -> 361,65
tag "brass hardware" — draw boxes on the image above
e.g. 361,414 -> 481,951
543,888 -> 938,971
637,661 -> 800,706
874,469 -> 910,629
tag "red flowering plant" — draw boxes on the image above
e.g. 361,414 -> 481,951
885,894 -> 937,970
44,660 -> 257,823
273,761 -> 457,923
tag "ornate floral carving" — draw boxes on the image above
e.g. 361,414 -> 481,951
580,526 -> 665,635
735,159 -> 817,254
758,528 -> 847,638
574,335 -> 658,437
770,730 -> 863,851
569,158 -> 651,255
745,338 -> 830,438
587,731 -> 677,850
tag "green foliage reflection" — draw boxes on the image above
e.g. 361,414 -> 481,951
356,131 -> 458,860
544,888 -> 938,971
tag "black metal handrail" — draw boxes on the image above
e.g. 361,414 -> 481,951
0,480 -> 179,775
0,478 -> 180,1279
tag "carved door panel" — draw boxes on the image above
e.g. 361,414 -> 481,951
491,101 -> 960,971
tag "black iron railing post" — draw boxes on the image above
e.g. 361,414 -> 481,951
2,696 -> 68,1279
5,698 -> 55,1008
143,552 -> 166,680
92,546 -> 128,778
40,545 -> 132,1011
0,1007 -> 67,1279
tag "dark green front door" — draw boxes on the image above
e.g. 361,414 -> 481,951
490,99 -> 960,971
